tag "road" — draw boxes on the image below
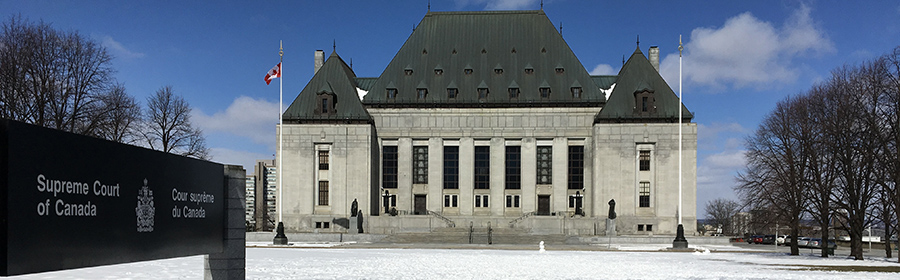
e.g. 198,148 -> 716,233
731,242 -> 898,259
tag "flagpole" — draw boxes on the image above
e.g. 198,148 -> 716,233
278,40 -> 284,225
273,41 -> 288,245
678,35 -> 683,226
673,35 -> 688,249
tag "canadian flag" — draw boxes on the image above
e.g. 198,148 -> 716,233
264,62 -> 281,85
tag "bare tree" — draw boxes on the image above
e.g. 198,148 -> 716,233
705,198 -> 742,236
92,84 -> 140,143
141,86 -> 209,159
736,95 -> 811,255
0,15 -> 117,134
825,64 -> 882,260
802,87 -> 840,258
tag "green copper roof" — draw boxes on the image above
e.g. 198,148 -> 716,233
355,77 -> 378,90
363,10 -> 604,107
595,47 -> 693,123
283,52 -> 372,123
590,75 -> 617,89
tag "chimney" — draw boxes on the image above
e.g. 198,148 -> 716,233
314,50 -> 325,74
649,46 -> 659,72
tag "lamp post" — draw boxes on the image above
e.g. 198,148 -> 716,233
382,190 -> 390,215
573,191 -> 584,217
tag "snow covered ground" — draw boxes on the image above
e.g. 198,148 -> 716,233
6,247 -> 900,279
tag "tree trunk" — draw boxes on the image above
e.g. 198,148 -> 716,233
790,220 -> 799,256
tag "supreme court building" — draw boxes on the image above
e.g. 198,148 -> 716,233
277,10 -> 696,235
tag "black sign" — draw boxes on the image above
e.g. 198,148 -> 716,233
1,120 -> 224,276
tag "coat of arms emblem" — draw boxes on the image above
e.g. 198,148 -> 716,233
136,179 -> 155,232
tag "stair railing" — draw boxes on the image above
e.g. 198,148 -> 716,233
509,211 -> 535,227
427,210 -> 455,228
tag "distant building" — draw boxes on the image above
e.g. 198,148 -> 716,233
277,10 -> 697,235
248,159 -> 277,231
245,175 -> 256,228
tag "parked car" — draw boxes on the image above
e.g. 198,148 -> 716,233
747,235 -> 762,244
776,235 -> 789,246
761,235 -> 777,244
808,238 -> 837,249
797,237 -> 811,248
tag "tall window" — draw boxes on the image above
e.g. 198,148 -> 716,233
321,98 -> 329,113
537,146 -> 552,184
475,194 -> 489,207
639,181 -> 650,207
318,181 -> 329,206
443,146 -> 459,189
318,150 -> 329,170
474,146 -> 490,189
382,146 -> 398,188
505,146 -> 521,189
568,146 -> 584,189
639,150 -> 650,171
413,146 -> 428,184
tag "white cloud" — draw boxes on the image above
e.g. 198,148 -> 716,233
697,122 -> 746,144
589,64 -> 617,75
659,4 -> 833,91
193,96 -> 280,148
696,150 -> 747,215
99,35 -> 145,59
454,0 -> 541,10
208,147 -> 272,174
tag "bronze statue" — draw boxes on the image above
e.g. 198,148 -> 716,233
608,199 -> 616,219
350,199 -> 358,217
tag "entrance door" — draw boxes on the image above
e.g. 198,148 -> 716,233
537,195 -> 551,216
414,195 -> 427,215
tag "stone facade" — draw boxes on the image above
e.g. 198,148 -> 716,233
275,10 -> 697,236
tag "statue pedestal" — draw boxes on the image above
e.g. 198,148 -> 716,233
606,218 -> 617,236
349,217 -> 359,234
672,224 -> 689,249
273,222 -> 288,245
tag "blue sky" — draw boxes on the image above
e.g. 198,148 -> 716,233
6,0 -> 900,217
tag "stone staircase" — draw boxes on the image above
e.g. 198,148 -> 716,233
378,226 -> 569,245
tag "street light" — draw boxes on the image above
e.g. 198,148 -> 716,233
572,191 -> 584,217
382,189 -> 390,215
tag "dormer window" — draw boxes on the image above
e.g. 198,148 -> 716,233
387,88 -> 398,99
477,87 -> 489,100
404,69 -> 413,76
465,68 -> 473,75
555,67 -> 565,74
495,68 -> 503,75
634,90 -> 657,115
540,87 -> 551,99
571,87 -> 582,99
435,69 -> 443,75
315,92 -> 336,116
417,88 -> 428,99
447,88 -> 458,99
508,88 -> 519,98
525,68 -> 534,75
